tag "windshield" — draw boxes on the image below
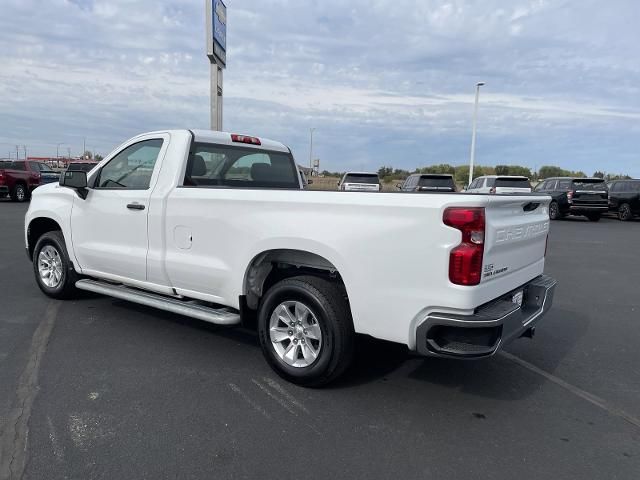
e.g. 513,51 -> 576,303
572,179 -> 606,190
37,163 -> 56,174
68,163 -> 97,172
418,176 -> 455,188
343,174 -> 379,184
495,177 -> 531,188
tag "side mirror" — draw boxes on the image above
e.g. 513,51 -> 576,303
307,179 -> 313,185
462,185 -> 468,191
60,170 -> 88,199
396,183 -> 402,189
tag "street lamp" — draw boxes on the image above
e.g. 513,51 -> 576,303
309,128 -> 315,170
468,82 -> 485,186
56,143 -> 65,159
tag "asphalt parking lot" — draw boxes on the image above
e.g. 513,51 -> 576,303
1,200 -> 639,480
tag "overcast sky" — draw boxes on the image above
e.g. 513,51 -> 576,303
1,0 -> 639,176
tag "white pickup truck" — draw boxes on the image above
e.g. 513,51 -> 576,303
25,130 -> 556,386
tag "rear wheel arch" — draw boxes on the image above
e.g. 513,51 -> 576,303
27,217 -> 63,260
242,248 -> 350,314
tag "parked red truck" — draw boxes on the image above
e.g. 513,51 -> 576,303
0,160 -> 59,202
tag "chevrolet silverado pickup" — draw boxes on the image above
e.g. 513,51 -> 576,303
25,130 -> 557,386
0,160 -> 58,201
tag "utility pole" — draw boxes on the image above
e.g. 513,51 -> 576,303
309,128 -> 315,169
468,82 -> 485,186
16,145 -> 19,160
83,137 -> 86,156
23,145 -> 27,160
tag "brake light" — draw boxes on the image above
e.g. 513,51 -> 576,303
567,191 -> 573,204
231,134 -> 261,145
443,207 -> 485,286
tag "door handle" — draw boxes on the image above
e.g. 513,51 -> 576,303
126,203 -> 145,211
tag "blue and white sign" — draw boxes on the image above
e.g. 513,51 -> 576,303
213,0 -> 226,52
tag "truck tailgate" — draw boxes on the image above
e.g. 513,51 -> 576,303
482,195 -> 551,283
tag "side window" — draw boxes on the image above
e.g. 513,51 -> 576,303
470,179 -> 479,189
485,178 -> 495,188
557,180 -> 570,190
610,182 -> 620,193
183,143 -> 299,189
29,162 -> 41,171
96,139 -> 163,189
407,176 -> 417,188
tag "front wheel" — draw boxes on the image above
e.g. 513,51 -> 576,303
618,203 -> 632,222
33,231 -> 79,299
586,213 -> 601,222
257,275 -> 355,387
549,201 -> 561,220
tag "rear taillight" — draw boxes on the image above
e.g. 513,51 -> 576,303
567,191 -> 573,204
231,134 -> 261,145
443,207 -> 485,286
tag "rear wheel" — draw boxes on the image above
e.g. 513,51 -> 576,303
11,183 -> 28,202
618,203 -> 632,222
257,275 -> 355,387
586,213 -> 601,222
33,231 -> 79,299
549,201 -> 561,220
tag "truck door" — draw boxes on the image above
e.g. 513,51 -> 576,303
70,135 -> 168,282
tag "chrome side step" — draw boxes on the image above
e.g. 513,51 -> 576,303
75,279 -> 241,326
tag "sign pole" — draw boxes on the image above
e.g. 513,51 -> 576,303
206,0 -> 227,131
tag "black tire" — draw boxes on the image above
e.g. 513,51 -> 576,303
586,213 -> 601,222
257,275 -> 355,387
11,183 -> 28,202
549,201 -> 561,220
32,231 -> 79,299
618,203 -> 632,222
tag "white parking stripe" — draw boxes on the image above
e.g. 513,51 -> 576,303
501,352 -> 640,429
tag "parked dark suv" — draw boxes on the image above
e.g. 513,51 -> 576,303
608,179 -> 640,221
397,174 -> 456,192
535,177 -> 608,221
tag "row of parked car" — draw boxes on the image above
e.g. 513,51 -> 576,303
3,160 -> 638,222
0,160 -> 98,202
337,172 -> 640,222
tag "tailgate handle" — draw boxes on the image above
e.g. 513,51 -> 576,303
523,202 -> 540,212
127,203 -> 145,211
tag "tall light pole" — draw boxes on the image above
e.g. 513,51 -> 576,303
309,128 -> 315,170
468,82 -> 485,186
56,143 -> 65,159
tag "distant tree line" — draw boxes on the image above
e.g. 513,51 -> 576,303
321,165 -> 632,184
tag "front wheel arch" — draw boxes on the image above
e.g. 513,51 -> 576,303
27,217 -> 63,260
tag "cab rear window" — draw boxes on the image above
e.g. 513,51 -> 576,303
494,178 -> 531,188
418,176 -> 455,188
184,143 -> 299,189
572,180 -> 606,191
343,174 -> 380,185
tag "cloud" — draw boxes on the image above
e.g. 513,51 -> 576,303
0,0 -> 638,176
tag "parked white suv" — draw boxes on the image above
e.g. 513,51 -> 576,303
338,172 -> 381,191
25,130 -> 556,386
467,175 -> 532,194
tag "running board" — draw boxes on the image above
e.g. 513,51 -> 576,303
75,279 -> 241,326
